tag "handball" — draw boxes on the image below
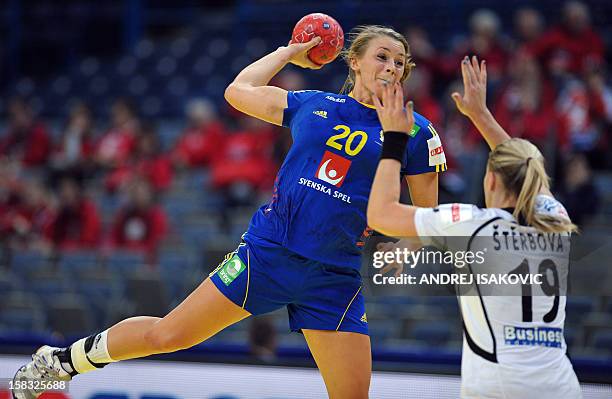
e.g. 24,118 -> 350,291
290,13 -> 344,66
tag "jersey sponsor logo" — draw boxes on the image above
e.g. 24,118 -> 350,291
298,178 -> 352,203
325,95 -> 346,103
427,135 -> 446,166
217,255 -> 246,286
316,150 -> 351,187
504,325 -> 563,348
313,110 -> 328,118
430,146 -> 444,157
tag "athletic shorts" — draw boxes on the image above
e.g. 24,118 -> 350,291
209,232 -> 368,335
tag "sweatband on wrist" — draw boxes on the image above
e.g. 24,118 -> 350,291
381,131 -> 409,162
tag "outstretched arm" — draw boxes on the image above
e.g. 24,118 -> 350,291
451,56 -> 511,150
224,37 -> 321,126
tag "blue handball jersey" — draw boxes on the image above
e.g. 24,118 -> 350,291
247,90 -> 447,270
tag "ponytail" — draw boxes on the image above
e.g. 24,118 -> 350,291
488,139 -> 578,234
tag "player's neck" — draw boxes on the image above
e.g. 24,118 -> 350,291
349,86 -> 374,106
490,192 -> 517,209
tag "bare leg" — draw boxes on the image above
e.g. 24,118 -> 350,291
108,278 -> 250,360
303,329 -> 372,399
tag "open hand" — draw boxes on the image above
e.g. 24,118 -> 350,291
372,82 -> 415,134
451,56 -> 488,120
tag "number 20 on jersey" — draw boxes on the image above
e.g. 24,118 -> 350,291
326,125 -> 368,156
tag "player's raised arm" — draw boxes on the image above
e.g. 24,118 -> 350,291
224,37 -> 322,126
451,56 -> 511,150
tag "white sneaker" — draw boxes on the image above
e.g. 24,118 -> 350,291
11,346 -> 72,399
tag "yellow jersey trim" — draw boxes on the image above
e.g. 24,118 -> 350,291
242,249 -> 250,309
336,286 -> 362,330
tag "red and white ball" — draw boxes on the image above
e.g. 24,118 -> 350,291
290,13 -> 344,66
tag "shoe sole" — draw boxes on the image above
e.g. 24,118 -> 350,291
11,346 -> 45,399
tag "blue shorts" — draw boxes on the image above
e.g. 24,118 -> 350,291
209,233 -> 368,335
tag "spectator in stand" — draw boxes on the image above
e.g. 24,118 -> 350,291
556,69 -> 611,167
403,68 -> 443,128
108,178 -> 167,260
95,98 -> 139,169
211,115 -> 278,231
557,153 -> 600,227
46,177 -> 101,251
0,97 -> 51,167
453,9 -> 509,94
513,7 -> 544,50
527,1 -> 604,78
172,98 -> 225,169
404,27 -> 453,93
4,179 -> 55,251
585,68 -> 612,168
105,122 -> 173,193
493,52 -> 560,150
51,102 -> 96,181
0,158 -> 26,245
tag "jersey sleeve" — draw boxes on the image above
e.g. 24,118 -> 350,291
414,203 -> 478,248
402,122 -> 447,175
282,90 -> 321,128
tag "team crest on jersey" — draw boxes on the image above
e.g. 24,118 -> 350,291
313,110 -> 328,118
316,150 -> 351,187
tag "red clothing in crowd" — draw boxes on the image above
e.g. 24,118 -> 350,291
54,133 -> 96,164
105,156 -> 173,192
415,95 -> 443,130
0,122 -> 51,166
493,82 -> 561,146
0,182 -> 24,237
95,126 -> 136,166
211,129 -> 277,190
527,26 -> 604,74
46,199 -> 101,250
110,205 -> 167,253
173,121 -> 225,167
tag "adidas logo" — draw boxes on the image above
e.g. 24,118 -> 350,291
313,110 -> 328,118
360,313 -> 368,323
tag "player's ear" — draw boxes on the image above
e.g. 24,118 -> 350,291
349,56 -> 360,73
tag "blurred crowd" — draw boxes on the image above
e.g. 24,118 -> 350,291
1,1 -> 610,266
405,1 -> 607,221
0,94 -> 282,264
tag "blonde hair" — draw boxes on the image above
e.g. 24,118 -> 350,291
340,25 -> 416,94
487,139 -> 578,233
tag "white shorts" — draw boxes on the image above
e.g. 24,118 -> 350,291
460,343 -> 582,399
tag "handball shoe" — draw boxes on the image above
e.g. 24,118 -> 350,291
11,345 -> 71,399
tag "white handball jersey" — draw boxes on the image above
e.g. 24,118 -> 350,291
414,195 -> 582,399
